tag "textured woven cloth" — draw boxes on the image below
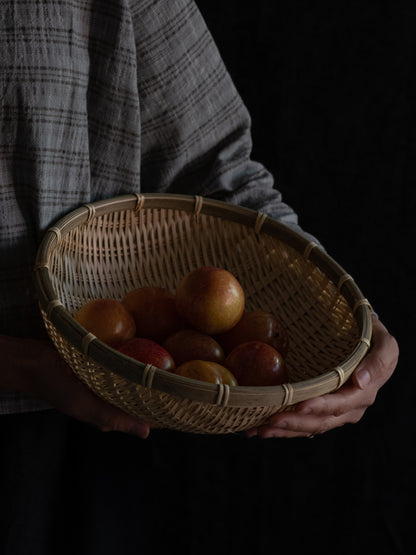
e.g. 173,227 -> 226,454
1,0 -> 309,414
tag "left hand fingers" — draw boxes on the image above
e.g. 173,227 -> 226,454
247,315 -> 399,439
251,382 -> 366,439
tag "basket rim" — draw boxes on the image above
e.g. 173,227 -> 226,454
34,193 -> 372,408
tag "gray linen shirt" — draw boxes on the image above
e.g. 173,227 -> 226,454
0,0 -> 309,414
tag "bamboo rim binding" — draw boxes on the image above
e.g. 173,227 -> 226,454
34,193 -> 373,433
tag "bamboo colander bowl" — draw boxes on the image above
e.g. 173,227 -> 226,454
34,193 -> 372,434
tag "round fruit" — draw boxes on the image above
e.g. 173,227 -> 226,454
122,286 -> 184,343
175,267 -> 245,335
225,341 -> 288,386
74,298 -> 136,348
162,329 -> 225,366
217,310 -> 290,358
174,360 -> 238,386
117,337 -> 175,371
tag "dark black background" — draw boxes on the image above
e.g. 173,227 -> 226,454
151,2 -> 415,554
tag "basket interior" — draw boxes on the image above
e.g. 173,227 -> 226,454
47,206 -> 359,384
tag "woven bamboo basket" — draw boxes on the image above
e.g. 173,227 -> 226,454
34,193 -> 372,434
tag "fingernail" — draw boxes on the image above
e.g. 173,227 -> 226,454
277,420 -> 288,429
133,424 -> 150,439
357,368 -> 371,389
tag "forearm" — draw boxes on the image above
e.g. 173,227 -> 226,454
0,334 -> 56,396
0,334 -> 29,391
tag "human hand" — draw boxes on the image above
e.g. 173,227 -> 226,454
246,316 -> 399,439
1,334 -> 150,439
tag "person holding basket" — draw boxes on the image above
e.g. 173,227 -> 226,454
0,0 -> 399,553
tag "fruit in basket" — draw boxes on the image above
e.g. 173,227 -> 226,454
175,360 -> 238,386
117,337 -> 175,371
175,267 -> 245,335
74,298 -> 136,348
216,310 -> 289,358
225,341 -> 287,386
162,329 -> 225,366
122,286 -> 184,343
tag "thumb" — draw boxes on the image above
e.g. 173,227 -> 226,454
352,316 -> 398,390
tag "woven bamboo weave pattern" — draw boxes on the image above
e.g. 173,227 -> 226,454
35,194 -> 372,434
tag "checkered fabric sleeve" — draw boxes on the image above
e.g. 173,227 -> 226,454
0,0 -> 305,413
